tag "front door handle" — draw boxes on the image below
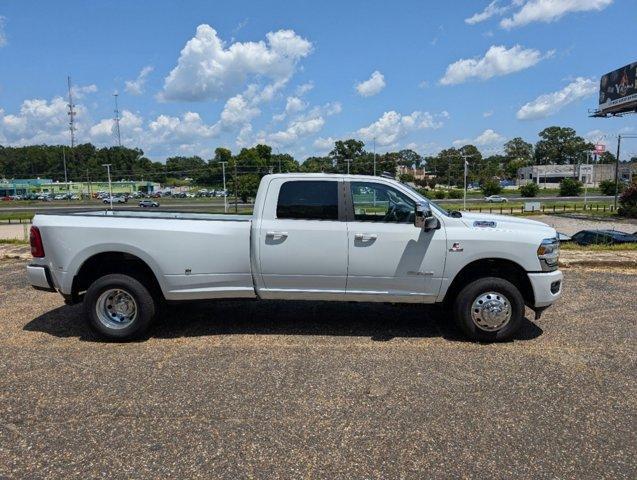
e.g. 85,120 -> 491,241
266,231 -> 288,239
354,233 -> 378,241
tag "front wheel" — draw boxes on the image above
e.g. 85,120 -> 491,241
84,274 -> 156,340
453,277 -> 524,342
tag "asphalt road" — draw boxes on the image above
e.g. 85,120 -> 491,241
0,260 -> 635,479
0,195 -> 612,213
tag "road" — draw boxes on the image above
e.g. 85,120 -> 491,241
0,259 -> 635,479
0,195 -> 613,214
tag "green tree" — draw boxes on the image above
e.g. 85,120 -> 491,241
597,151 -> 616,164
559,178 -> 583,196
519,182 -> 539,197
535,127 -> 592,165
481,179 -> 502,196
618,183 -> 637,218
504,137 -> 533,161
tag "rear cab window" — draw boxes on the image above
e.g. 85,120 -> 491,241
276,180 -> 339,221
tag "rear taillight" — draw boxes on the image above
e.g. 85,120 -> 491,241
30,226 -> 45,257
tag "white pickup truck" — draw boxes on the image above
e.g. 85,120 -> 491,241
27,173 -> 563,342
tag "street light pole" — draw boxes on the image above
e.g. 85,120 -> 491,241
614,134 -> 621,211
102,164 -> 113,210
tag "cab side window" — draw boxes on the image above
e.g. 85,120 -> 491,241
350,182 -> 415,223
276,181 -> 339,221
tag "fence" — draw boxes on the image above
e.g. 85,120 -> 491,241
460,204 -> 616,215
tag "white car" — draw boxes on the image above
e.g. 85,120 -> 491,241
102,196 -> 127,204
27,173 -> 562,342
485,195 -> 508,203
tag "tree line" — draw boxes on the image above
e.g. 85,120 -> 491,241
0,126 -> 629,199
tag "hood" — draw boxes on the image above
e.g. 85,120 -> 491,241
459,212 -> 556,236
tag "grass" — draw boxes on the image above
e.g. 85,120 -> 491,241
560,242 -> 637,251
0,238 -> 28,245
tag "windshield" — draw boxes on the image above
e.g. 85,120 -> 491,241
401,183 -> 450,217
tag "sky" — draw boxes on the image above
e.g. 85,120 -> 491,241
0,0 -> 635,161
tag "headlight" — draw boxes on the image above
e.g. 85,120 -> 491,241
537,237 -> 560,271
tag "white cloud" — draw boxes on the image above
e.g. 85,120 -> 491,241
0,16 -> 7,47
516,77 -> 597,120
357,110 -> 446,146
161,24 -> 312,102
0,96 -> 87,145
453,129 -> 506,147
219,93 -> 261,127
440,45 -> 550,85
355,71 -> 386,97
313,136 -> 335,152
483,110 -> 494,117
125,66 -> 154,95
501,0 -> 613,29
70,84 -> 98,99
465,1 -> 509,25
89,110 -> 144,143
267,101 -> 340,147
295,82 -> 314,96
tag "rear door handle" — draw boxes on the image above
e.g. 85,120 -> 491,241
354,233 -> 377,241
266,231 -> 288,239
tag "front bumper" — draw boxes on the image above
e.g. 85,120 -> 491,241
26,264 -> 56,292
528,270 -> 563,308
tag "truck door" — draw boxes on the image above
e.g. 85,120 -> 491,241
345,181 -> 446,302
257,178 -> 348,299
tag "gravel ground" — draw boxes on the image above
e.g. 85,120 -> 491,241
0,259 -> 635,479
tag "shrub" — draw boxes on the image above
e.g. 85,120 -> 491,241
559,178 -> 583,197
481,179 -> 502,196
519,182 -> 539,197
448,189 -> 463,199
618,183 -> 637,218
432,190 -> 446,199
599,179 -> 625,196
399,173 -> 415,183
416,188 -> 431,199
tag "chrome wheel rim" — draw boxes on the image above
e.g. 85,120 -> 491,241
471,291 -> 511,332
95,288 -> 138,329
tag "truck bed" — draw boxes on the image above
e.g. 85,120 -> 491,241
32,210 -> 255,301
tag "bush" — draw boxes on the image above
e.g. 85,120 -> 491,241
618,183 -> 637,218
432,190 -> 446,199
448,189 -> 463,199
481,179 -> 502,196
399,173 -> 415,183
416,188 -> 431,199
599,179 -> 625,196
519,182 -> 539,197
559,178 -> 583,197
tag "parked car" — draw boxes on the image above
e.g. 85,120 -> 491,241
557,232 -> 572,242
102,196 -> 127,204
485,195 -> 508,203
571,230 -> 637,246
139,200 -> 160,208
27,173 -> 563,342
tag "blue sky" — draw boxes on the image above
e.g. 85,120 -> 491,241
0,0 -> 635,160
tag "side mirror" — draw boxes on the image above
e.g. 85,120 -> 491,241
415,202 -> 439,231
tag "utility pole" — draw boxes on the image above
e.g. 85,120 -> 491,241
102,164 -> 114,210
220,161 -> 228,213
373,137 -> 377,176
276,148 -> 281,173
67,76 -> 76,148
233,161 -> 238,213
614,134 -> 621,211
345,158 -> 352,174
463,156 -> 468,211
113,93 -> 122,147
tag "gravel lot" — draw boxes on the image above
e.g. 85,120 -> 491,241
0,259 -> 635,479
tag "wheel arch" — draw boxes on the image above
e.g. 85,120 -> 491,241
443,258 -> 534,308
71,250 -> 164,303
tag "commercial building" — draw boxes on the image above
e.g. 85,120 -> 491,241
517,163 -> 636,188
0,178 -> 160,197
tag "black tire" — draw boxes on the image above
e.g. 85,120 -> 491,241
84,273 -> 156,340
453,277 -> 524,342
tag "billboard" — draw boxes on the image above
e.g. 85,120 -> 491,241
598,62 -> 637,114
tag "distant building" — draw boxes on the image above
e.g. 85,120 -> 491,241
517,163 -> 636,188
396,165 -> 431,181
0,179 -> 160,197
